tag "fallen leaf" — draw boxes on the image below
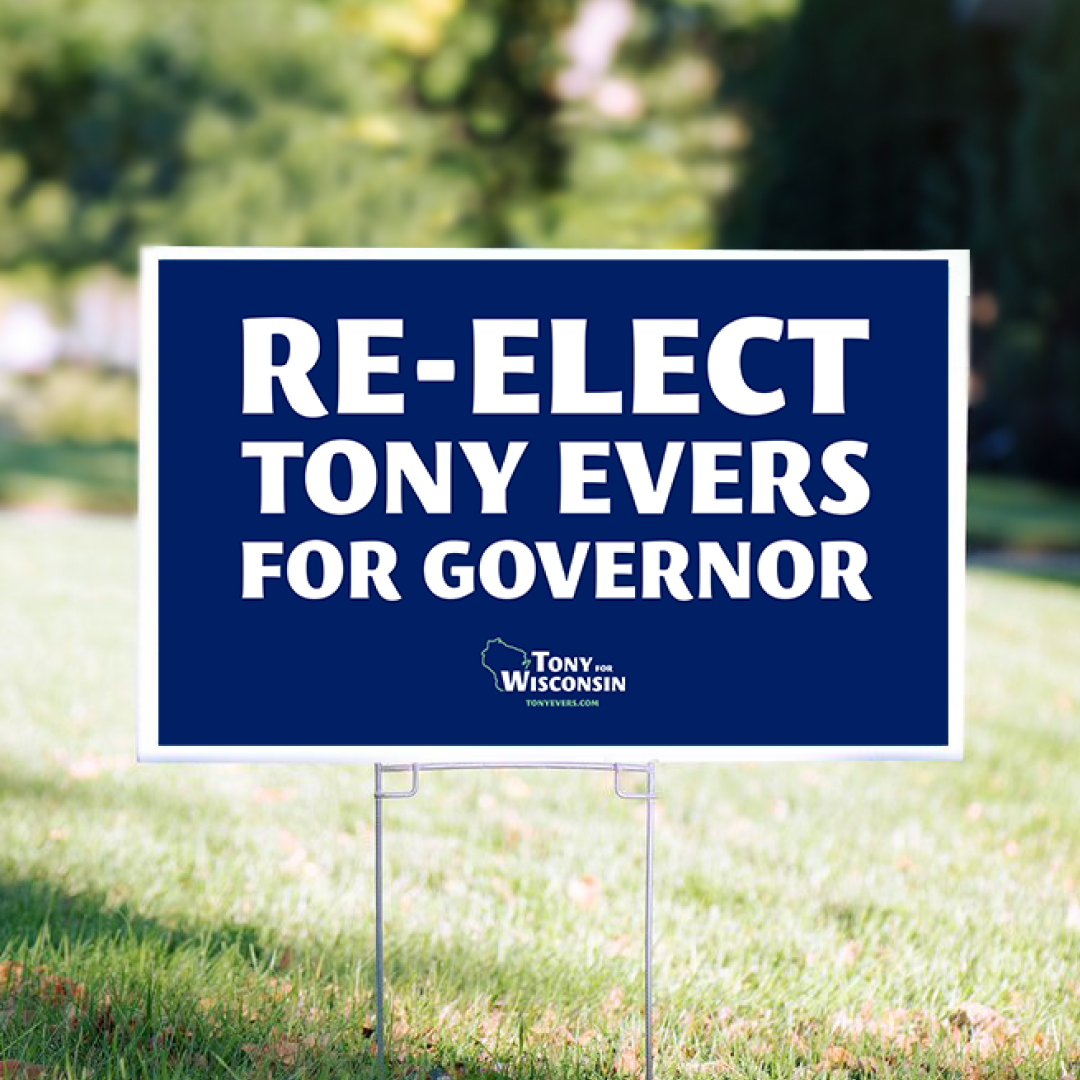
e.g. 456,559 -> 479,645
491,877 -> 515,903
501,809 -> 529,846
1067,898 -> 1080,932
277,828 -> 302,854
838,940 -> 860,965
0,962 -> 24,990
614,1041 -> 640,1075
0,1063 -> 43,1079
601,986 -> 624,1015
568,873 -> 603,909
826,1045 -> 856,1068
949,1000 -> 1018,1056
63,753 -> 129,780
951,1001 -> 1004,1030
502,777 -> 531,800
37,970 -> 85,1005
242,1038 -> 301,1066
66,755 -> 104,780
252,786 -> 296,804
277,830 -> 320,878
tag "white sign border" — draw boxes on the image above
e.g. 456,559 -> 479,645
138,247 -> 968,764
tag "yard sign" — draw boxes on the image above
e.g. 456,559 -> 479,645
139,249 -> 967,762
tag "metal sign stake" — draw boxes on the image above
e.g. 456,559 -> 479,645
373,761 -> 657,1080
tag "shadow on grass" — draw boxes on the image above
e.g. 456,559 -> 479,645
968,551 -> 1080,589
967,473 -> 1080,554
0,870 -> 641,1080
0,765 -> 198,820
0,875 -> 270,969
0,441 -> 137,513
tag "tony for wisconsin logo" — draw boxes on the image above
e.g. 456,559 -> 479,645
480,638 -> 627,694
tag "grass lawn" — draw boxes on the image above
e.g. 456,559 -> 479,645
967,474 -> 1080,553
1,516 -> 1079,1078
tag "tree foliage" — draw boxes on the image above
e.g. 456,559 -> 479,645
736,0 -> 988,250
0,0 -> 759,269
0,0 -> 480,266
729,0 -> 1080,487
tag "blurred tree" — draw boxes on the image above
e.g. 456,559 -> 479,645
0,0 -> 484,269
734,0 -> 977,251
14,365 -> 138,444
0,4 -> 214,269
1000,0 -> 1080,484
0,0 -> 791,267
410,0 -> 575,246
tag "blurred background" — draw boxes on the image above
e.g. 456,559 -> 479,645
2,2 -> 1080,1077
0,0 -> 1079,534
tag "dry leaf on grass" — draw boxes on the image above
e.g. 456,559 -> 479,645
491,877 -> 515,903
501,809 -> 530,847
0,1063 -> 43,1079
601,986 -> 624,1016
252,786 -> 296,804
0,963 -> 85,1007
949,1001 -> 1012,1033
276,829 -> 320,878
501,777 -> 531,800
242,1038 -> 303,1067
1067,898 -> 1080,932
837,940 -> 860,965
63,753 -> 129,780
826,1045 -> 857,1068
567,873 -> 602,909
613,1041 -> 640,1075
949,1001 -> 1019,1057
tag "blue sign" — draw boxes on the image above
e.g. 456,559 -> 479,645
139,250 -> 967,761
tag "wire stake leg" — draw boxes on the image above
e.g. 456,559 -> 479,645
373,761 -> 656,1079
374,763 -> 386,1078
645,761 -> 655,1080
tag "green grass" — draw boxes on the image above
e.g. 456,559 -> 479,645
967,473 -> 1080,552
2,516 -> 1080,1078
